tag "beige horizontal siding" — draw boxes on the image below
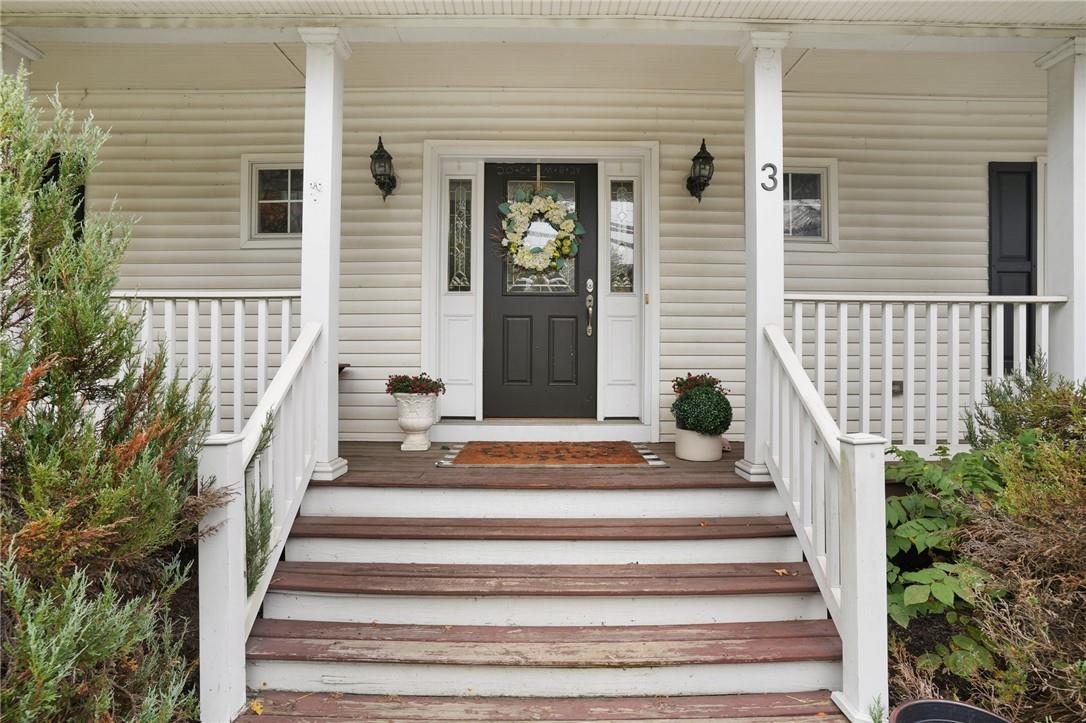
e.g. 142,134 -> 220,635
41,52 -> 1046,440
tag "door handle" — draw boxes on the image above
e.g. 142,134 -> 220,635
586,293 -> 594,337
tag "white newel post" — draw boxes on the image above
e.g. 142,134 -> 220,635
1038,38 -> 1086,381
299,27 -> 350,480
198,434 -> 247,722
736,32 -> 788,481
835,433 -> 890,723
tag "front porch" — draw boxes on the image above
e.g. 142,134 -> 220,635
6,5 -> 1084,721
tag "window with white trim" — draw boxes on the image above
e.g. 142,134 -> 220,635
783,159 -> 838,250
240,155 -> 303,248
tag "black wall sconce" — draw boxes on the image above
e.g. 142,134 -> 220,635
685,139 -> 714,202
370,136 -> 397,200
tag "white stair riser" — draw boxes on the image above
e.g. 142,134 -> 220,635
247,659 -> 842,698
285,537 -> 802,565
300,487 -> 784,519
262,591 -> 828,626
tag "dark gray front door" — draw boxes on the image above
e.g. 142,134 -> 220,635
988,162 -> 1037,372
483,163 -> 598,418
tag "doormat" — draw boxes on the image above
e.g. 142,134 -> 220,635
436,441 -> 668,468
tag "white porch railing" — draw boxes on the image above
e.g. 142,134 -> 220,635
764,324 -> 888,722
110,290 -> 301,433
196,321 -> 323,722
785,294 -> 1067,455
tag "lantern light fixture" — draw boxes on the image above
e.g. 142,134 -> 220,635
685,138 -> 715,202
370,136 -> 397,200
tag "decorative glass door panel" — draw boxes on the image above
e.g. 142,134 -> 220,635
503,180 -> 577,295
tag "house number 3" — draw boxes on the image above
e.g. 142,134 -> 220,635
760,163 -> 779,192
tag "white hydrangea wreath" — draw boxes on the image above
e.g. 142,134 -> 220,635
498,188 -> 585,272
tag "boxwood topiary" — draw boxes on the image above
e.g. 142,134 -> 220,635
671,384 -> 732,436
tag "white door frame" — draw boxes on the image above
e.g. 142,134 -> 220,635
421,140 -> 661,442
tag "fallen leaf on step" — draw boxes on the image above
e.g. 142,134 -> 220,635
247,700 -> 264,715
698,521 -> 707,527
774,568 -> 798,576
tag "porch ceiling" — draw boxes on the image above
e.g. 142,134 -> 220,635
3,1 -> 1085,28
3,1 -> 1083,54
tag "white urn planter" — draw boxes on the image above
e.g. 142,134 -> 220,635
674,426 -> 723,462
394,393 -> 438,451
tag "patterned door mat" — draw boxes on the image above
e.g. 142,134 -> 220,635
436,441 -> 668,468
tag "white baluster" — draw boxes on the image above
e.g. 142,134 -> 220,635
799,417 -> 812,537
926,303 -> 938,447
280,297 -> 292,365
812,441 -> 826,561
233,299 -> 245,432
257,299 -> 269,396
771,358 -> 781,461
903,303 -> 916,446
141,300 -> 153,364
970,303 -> 983,408
1013,303 -> 1027,372
794,301 -> 804,363
210,299 -> 222,434
992,303 -> 1005,380
859,302 -> 871,434
164,299 -> 176,379
815,302 -> 826,396
187,300 -> 199,402
838,302 -> 849,432
1038,303 -> 1050,361
948,303 -> 961,447
881,303 -> 893,441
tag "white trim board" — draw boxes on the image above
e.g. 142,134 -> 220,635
421,140 -> 662,442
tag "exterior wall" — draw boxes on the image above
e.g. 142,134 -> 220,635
29,43 -> 1047,440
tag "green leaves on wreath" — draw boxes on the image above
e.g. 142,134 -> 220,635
573,222 -> 586,235
569,241 -> 579,256
498,202 -> 511,215
514,188 -> 528,202
555,258 -> 565,269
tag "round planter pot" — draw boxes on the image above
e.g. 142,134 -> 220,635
674,426 -> 723,462
890,700 -> 1010,723
393,393 -> 438,451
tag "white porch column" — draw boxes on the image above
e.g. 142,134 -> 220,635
736,32 -> 788,481
299,27 -> 350,480
1038,38 -> 1086,381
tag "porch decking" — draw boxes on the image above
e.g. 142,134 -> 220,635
240,440 -> 847,722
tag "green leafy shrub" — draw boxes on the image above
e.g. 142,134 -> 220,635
671,384 -> 733,436
889,364 -> 1086,721
1,68 -> 216,721
885,446 -> 998,678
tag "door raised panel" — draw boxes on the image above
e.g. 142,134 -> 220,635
502,316 -> 533,385
548,316 -> 579,385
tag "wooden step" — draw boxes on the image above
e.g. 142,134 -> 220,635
247,619 -> 841,666
237,690 -> 847,721
245,619 -> 841,698
289,515 -> 794,540
262,561 -> 826,626
286,516 -> 800,565
267,561 -> 819,596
